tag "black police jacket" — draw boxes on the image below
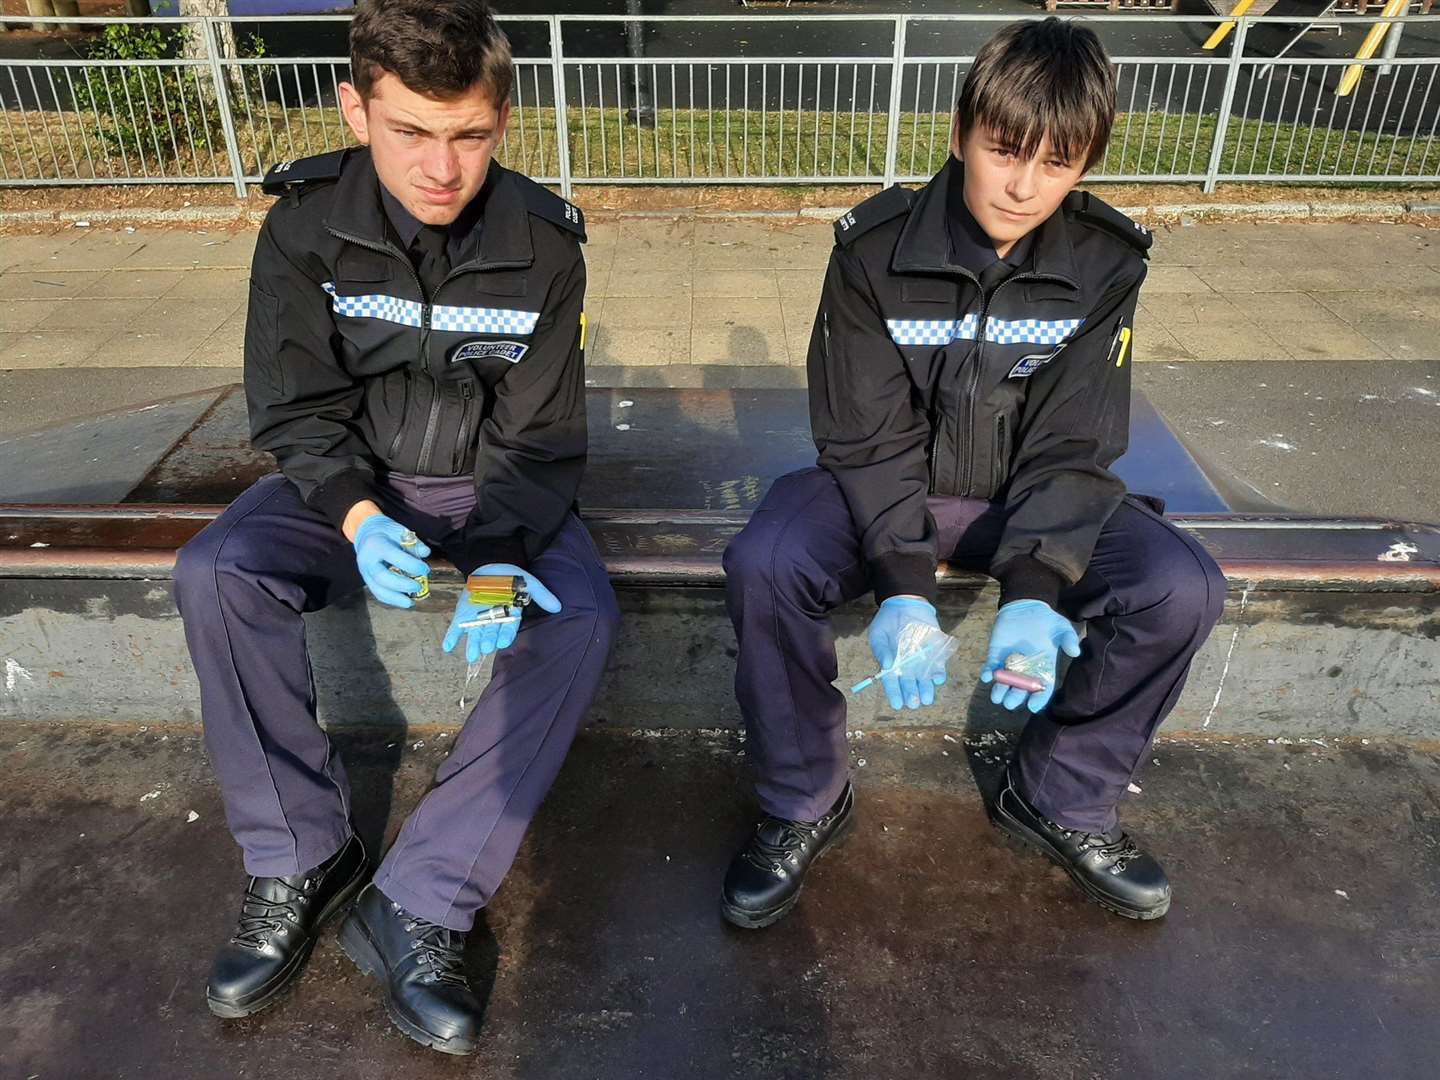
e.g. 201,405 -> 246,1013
810,154 -> 1151,607
248,148 -> 587,575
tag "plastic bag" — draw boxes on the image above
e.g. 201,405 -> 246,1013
992,650 -> 1056,694
850,622 -> 959,695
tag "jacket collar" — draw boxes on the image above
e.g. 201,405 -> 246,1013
325,149 -> 534,270
891,154 -> 1079,289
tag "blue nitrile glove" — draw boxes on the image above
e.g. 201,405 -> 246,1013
352,514 -> 431,609
867,596 -> 946,712
442,563 -> 563,663
980,599 -> 1082,713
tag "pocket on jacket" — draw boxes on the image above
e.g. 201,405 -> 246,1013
244,281 -> 283,397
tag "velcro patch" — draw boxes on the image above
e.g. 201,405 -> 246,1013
452,339 -> 529,364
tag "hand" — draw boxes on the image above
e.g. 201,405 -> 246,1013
442,563 -> 562,662
867,595 -> 946,712
351,514 -> 430,609
980,600 -> 1081,713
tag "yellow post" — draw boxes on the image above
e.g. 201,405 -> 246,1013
1338,0 -> 1409,97
1203,0 -> 1257,51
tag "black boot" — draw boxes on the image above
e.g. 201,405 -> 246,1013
721,783 -> 855,929
206,833 -> 370,1018
339,884 -> 482,1056
990,765 -> 1170,920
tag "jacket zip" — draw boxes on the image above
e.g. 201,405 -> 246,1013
323,224 -> 528,475
959,279 -> 1002,496
956,270 -> 1070,496
386,368 -> 410,460
450,380 -> 475,473
992,413 -> 1007,493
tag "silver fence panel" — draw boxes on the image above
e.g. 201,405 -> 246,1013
1,12 -> 1437,194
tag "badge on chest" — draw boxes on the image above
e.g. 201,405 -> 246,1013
451,339 -> 529,364
1008,343 -> 1065,379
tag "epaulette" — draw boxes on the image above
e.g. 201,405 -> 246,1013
261,148 -> 352,198
834,185 -> 913,246
1064,190 -> 1152,255
520,178 -> 586,242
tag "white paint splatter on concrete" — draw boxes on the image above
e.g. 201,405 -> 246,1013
618,400 -> 634,408
186,810 -> 199,823
1258,437 -> 1297,451
4,659 -> 34,693
140,790 -> 161,802
1203,586 -> 1252,728
615,423 -> 632,431
1334,889 -> 1350,900
1378,541 -> 1419,563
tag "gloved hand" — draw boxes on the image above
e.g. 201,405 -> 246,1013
442,563 -> 562,663
980,599 -> 1082,713
867,595 -> 946,712
351,514 -> 430,609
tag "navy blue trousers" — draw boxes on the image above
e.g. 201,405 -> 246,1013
723,467 -> 1225,833
173,473 -> 618,931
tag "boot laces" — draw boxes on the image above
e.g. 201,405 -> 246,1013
1088,832 -> 1141,873
403,917 -> 469,987
742,818 -> 819,876
231,877 -> 310,950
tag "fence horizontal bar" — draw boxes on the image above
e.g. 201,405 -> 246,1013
3,13 -> 1439,194
0,59 -> 214,69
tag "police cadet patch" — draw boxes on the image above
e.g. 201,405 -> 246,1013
260,148 -> 352,197
1008,344 -> 1066,379
834,185 -> 913,247
452,339 -> 529,364
1063,190 -> 1153,255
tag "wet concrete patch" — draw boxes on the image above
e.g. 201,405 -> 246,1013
1,724 -> 1437,1079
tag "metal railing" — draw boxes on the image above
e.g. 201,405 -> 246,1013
1,12 -> 1436,197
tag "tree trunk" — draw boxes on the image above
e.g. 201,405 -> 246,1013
180,0 -> 236,63
126,0 -> 153,15
24,0 -> 79,33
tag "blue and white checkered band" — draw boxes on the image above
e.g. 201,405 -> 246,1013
887,313 -> 979,347
430,303 -> 539,335
323,282 -> 423,328
322,283 -> 539,336
983,316 -> 1085,346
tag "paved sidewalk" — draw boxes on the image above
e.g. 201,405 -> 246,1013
1,218 -> 1439,371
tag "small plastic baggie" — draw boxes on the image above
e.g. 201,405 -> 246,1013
850,622 -> 959,695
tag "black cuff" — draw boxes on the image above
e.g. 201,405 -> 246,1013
993,555 -> 1067,608
445,535 -> 531,579
305,468 -> 379,530
869,551 -> 938,605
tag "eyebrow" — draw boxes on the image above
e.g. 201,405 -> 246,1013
388,116 -> 493,139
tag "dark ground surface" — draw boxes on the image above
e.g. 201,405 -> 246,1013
2,723 -> 1438,1080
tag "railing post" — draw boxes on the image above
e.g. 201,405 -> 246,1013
200,16 -> 248,198
549,15 -> 573,199
882,14 -> 907,188
1203,16 -> 1250,195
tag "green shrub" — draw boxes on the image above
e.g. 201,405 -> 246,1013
70,23 -> 223,162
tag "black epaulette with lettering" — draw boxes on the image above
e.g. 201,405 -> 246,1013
519,178 -> 586,242
1064,190 -> 1152,255
834,185 -> 914,246
260,148 -> 352,199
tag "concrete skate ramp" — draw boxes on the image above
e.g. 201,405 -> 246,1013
1,386 -> 1436,736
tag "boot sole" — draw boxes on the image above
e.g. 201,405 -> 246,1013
338,913 -> 478,1056
720,809 -> 855,930
206,859 -> 371,1020
989,802 -> 1169,921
